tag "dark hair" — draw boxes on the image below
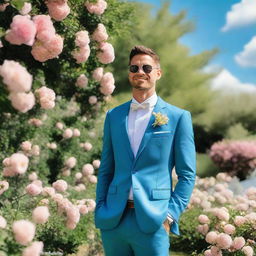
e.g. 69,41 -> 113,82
129,45 -> 160,66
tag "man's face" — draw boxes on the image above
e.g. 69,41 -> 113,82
128,54 -> 162,91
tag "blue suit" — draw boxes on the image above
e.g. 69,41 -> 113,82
94,96 -> 196,255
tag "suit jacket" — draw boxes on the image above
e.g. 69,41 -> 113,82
94,95 -> 196,235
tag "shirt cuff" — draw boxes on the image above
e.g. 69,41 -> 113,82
167,213 -> 174,225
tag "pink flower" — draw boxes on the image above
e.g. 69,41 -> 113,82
75,172 -> 83,180
204,249 -> 212,256
65,157 -> 77,168
82,164 -> 94,176
22,241 -> 44,256
0,180 -> 9,195
31,145 -> 40,156
75,30 -> 90,47
52,179 -> 68,192
28,172 -> 38,181
232,237 -> 245,250
56,122 -> 64,129
8,92 -> 35,113
198,214 -> 210,224
92,159 -> 100,168
210,246 -> 222,256
26,183 -> 42,196
79,205 -> 88,215
85,0 -> 107,15
85,199 -> 96,212
223,224 -> 235,235
88,175 -> 97,184
73,128 -> 80,137
42,186 -> 55,196
89,96 -> 97,105
63,128 -> 73,139
216,209 -> 230,222
234,216 -> 247,226
92,67 -> 104,82
32,206 -> 50,224
100,72 -> 115,95
72,45 -> 91,63
33,15 -> 55,42
31,34 -> 64,62
197,224 -> 209,235
28,118 -> 43,127
216,233 -> 232,249
97,42 -> 115,64
242,246 -> 254,256
0,216 -> 7,229
46,1 -> 70,21
76,74 -> 88,88
21,141 -> 32,151
92,23 -> 108,42
84,142 -> 92,151
0,60 -> 32,93
19,2 -> 32,15
12,220 -> 35,245
3,153 -> 29,177
5,15 -> 36,46
35,86 -> 56,109
205,231 -> 218,244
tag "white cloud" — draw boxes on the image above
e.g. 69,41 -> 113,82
222,0 -> 256,32
235,36 -> 256,67
208,68 -> 256,94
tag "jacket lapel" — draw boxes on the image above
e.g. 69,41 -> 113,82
134,96 -> 166,164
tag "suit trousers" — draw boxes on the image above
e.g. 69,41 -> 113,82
100,207 -> 170,256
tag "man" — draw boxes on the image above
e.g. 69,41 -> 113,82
94,45 -> 196,256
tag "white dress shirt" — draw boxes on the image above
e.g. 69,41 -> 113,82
127,92 -> 173,225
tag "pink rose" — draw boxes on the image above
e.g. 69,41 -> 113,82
89,96 -> 97,105
19,2 -> 32,15
65,157 -> 77,168
32,206 -> 50,224
232,237 -> 245,250
72,45 -> 90,63
92,23 -> 108,42
97,42 -> 115,64
216,233 -> 232,249
5,15 -> 36,46
8,92 -> 35,113
0,180 -> 9,195
12,220 -> 35,245
82,164 -> 94,176
63,128 -> 73,139
26,183 -> 42,196
76,74 -> 88,88
92,67 -> 104,82
33,15 -> 55,42
22,241 -> 44,256
46,1 -> 70,21
205,231 -> 218,245
3,153 -> 29,176
52,179 -> 68,192
85,0 -> 107,15
75,30 -> 90,47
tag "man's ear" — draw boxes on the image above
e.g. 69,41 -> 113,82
156,69 -> 162,80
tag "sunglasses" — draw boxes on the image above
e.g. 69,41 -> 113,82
129,65 -> 159,74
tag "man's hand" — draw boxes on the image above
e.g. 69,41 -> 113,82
162,218 -> 170,234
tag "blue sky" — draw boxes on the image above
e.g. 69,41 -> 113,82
128,0 -> 256,93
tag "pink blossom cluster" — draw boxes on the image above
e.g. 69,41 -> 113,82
72,30 -> 91,63
97,42 -> 115,64
19,141 -> 40,157
80,141 -> 93,151
209,140 -> 256,179
35,86 -> 56,109
26,181 -> 43,196
12,220 -> 35,245
22,241 -> 44,256
2,153 -> 29,177
76,74 -> 88,88
32,206 -> 50,224
189,173 -> 256,255
82,163 -> 97,183
62,127 -> 81,139
52,179 -> 68,192
5,15 -> 36,46
84,0 -> 107,15
20,2 -> 32,15
0,180 -> 9,195
28,118 -> 43,127
32,15 -> 64,62
45,0 -> 70,21
92,23 -> 108,42
100,72 -> 115,95
0,60 -> 35,112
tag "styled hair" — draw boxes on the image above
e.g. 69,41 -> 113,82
129,45 -> 160,66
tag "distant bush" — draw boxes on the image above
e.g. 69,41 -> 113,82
209,140 -> 256,180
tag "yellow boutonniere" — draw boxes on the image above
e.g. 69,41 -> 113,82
152,112 -> 169,127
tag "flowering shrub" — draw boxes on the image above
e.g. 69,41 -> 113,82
0,0 -> 134,254
171,172 -> 256,255
209,140 -> 256,180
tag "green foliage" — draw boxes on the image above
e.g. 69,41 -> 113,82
196,153 -> 218,178
170,207 -> 208,253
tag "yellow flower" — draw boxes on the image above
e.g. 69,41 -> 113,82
152,112 -> 169,127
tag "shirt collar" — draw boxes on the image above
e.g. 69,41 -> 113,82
131,92 -> 157,108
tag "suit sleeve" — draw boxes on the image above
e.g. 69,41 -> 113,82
168,110 -> 196,223
95,110 -> 115,210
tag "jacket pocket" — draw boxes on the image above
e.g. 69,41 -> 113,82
152,189 -> 171,199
